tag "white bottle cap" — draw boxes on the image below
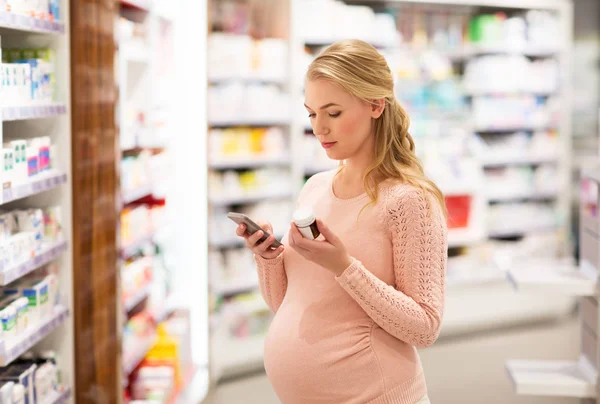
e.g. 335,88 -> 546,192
293,208 -> 316,228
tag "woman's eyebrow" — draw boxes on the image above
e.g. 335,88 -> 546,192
304,102 -> 341,110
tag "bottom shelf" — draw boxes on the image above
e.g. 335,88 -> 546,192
506,357 -> 597,398
212,333 -> 265,381
441,276 -> 575,338
43,386 -> 72,404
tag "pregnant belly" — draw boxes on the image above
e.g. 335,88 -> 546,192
264,305 -> 383,404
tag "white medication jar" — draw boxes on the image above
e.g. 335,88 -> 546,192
293,208 -> 320,240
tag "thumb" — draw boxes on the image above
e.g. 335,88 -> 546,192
316,219 -> 339,245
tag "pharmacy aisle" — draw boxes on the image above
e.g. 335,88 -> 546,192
117,1 -> 208,403
1,0 -> 74,402
205,0 -> 580,388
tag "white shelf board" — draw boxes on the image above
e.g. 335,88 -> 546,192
447,269 -> 506,287
209,75 -> 288,85
506,267 -> 597,296
210,154 -> 290,170
42,386 -> 71,404
2,104 -> 67,121
475,125 -> 556,133
302,37 -> 396,49
506,359 -> 597,398
481,155 -> 558,167
212,276 -> 259,296
208,118 -> 290,127
123,332 -> 157,375
448,228 -> 484,248
465,44 -> 560,57
124,283 -> 151,313
0,240 -> 68,286
0,305 -> 69,366
465,89 -> 556,97
173,366 -> 209,404
488,224 -> 557,238
487,191 -> 558,202
214,333 -> 265,380
0,13 -> 64,34
122,184 -> 153,205
2,171 -> 67,205
209,190 -> 293,206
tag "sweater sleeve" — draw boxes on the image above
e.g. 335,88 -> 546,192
335,186 -> 447,348
253,173 -> 323,313
254,253 -> 287,313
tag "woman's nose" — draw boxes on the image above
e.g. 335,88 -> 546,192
312,117 -> 329,136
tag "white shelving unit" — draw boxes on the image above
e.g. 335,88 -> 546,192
506,168 -> 600,402
0,0 -> 74,397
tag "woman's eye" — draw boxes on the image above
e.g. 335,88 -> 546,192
329,112 -> 341,118
308,113 -> 316,118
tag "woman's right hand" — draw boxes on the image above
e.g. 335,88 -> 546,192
236,220 -> 284,259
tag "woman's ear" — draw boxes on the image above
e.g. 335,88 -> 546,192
370,99 -> 385,119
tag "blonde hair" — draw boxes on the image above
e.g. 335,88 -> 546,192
306,39 -> 447,216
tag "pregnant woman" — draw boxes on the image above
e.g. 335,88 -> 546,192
235,39 -> 448,404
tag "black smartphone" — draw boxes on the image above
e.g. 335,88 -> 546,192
227,212 -> 283,248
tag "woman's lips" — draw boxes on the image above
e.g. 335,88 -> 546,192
321,141 -> 337,149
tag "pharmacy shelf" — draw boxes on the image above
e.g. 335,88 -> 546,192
213,333 -> 265,380
120,234 -> 154,260
0,240 -> 68,286
448,228 -> 485,248
123,332 -> 157,375
506,267 -> 597,296
475,125 -> 557,133
212,276 -> 259,296
208,118 -> 291,128
481,155 -> 558,167
465,90 -> 556,97
487,191 -> 559,202
210,154 -> 290,170
209,75 -> 288,85
0,305 -> 69,366
447,268 -> 506,287
488,224 -> 557,238
0,13 -> 64,34
2,104 -> 67,121
464,44 -> 560,58
43,386 -> 72,404
209,190 -> 293,206
1,171 -> 67,205
505,359 -> 597,398
124,283 -> 151,313
122,184 -> 153,205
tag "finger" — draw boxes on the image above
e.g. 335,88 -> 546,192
236,224 -> 247,237
261,245 -> 284,259
246,230 -> 264,247
316,219 -> 339,244
255,235 -> 277,254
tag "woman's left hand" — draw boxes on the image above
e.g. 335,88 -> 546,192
289,218 -> 353,276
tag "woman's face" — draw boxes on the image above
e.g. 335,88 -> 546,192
304,79 -> 381,162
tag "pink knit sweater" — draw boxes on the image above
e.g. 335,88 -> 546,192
255,170 -> 447,404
